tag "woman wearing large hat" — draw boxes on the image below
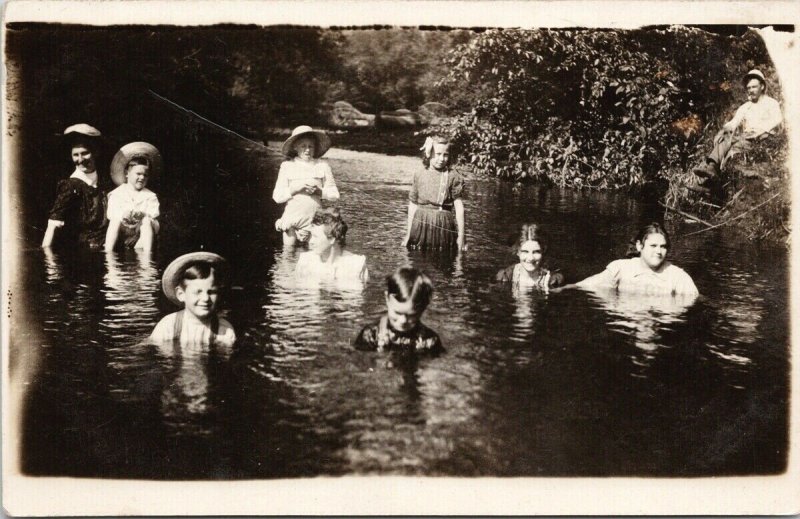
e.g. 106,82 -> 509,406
104,142 -> 162,251
271,125 -> 340,246
42,124 -> 109,249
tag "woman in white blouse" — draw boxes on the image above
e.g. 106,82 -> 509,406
272,125 -> 339,247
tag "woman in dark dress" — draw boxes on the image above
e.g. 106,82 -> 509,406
41,124 -> 108,250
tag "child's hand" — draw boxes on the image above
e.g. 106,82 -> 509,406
401,235 -> 409,247
457,236 -> 466,251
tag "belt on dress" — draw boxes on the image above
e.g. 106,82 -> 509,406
419,203 -> 452,212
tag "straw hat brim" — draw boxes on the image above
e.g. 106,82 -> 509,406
110,142 -> 163,186
281,129 -> 331,158
162,252 -> 228,306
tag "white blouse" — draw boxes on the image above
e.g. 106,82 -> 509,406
272,159 -> 339,204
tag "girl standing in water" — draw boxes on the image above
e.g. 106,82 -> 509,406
402,136 -> 465,252
495,223 -> 564,289
272,125 -> 339,247
573,223 -> 699,296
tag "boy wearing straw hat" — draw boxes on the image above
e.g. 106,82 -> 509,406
691,69 -> 783,189
104,142 -> 162,251
149,252 -> 236,350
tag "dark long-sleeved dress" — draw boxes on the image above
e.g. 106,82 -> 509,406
407,167 -> 464,250
48,176 -> 108,249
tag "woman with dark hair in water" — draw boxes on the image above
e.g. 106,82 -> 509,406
42,124 -> 109,249
573,223 -> 699,296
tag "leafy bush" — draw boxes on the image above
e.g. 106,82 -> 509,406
437,27 -> 775,189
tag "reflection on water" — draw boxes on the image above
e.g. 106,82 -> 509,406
19,167 -> 789,478
583,287 -> 698,376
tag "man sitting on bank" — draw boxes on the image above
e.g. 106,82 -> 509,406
692,69 -> 783,188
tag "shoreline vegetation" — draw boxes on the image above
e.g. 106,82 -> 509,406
7,24 -> 789,245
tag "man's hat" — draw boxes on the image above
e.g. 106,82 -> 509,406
743,69 -> 767,88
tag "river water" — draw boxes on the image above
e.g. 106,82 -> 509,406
13,143 -> 788,478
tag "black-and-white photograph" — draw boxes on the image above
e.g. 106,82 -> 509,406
3,1 -> 799,515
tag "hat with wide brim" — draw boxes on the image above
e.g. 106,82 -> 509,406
64,123 -> 102,137
63,123 -> 103,149
743,69 -> 767,88
162,252 -> 228,306
281,125 -> 331,158
110,142 -> 163,186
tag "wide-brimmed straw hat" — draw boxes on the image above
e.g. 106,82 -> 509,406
110,142 -> 163,186
743,69 -> 767,88
161,252 -> 228,306
281,125 -> 331,158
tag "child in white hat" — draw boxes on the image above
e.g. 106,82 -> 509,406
272,125 -> 340,246
104,142 -> 162,251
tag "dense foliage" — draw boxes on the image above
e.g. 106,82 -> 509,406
436,26 -> 775,189
7,24 -> 779,191
334,29 -> 472,113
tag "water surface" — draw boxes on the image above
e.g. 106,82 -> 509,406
14,145 -> 788,478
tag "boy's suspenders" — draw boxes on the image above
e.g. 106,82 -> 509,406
172,310 -> 184,349
172,310 -> 220,347
210,315 -> 219,345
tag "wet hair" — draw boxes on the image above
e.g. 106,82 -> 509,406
311,207 -> 348,246
125,154 -> 151,172
512,223 -> 548,254
386,267 -> 434,312
625,222 -> 671,258
421,135 -> 455,169
179,261 -> 228,290
286,134 -> 318,159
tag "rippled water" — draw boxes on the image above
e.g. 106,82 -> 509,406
14,145 -> 788,478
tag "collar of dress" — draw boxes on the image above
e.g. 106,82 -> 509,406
70,169 -> 98,187
630,258 -> 670,278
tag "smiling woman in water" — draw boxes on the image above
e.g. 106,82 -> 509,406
572,222 -> 699,296
41,124 -> 109,250
495,223 -> 564,289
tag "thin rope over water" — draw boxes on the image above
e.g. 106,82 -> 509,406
148,89 -> 284,158
148,90 -> 482,244
681,192 -> 781,237
148,90 -> 775,248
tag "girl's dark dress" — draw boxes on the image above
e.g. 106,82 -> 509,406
48,176 -> 108,249
407,168 -> 464,250
354,316 -> 443,355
